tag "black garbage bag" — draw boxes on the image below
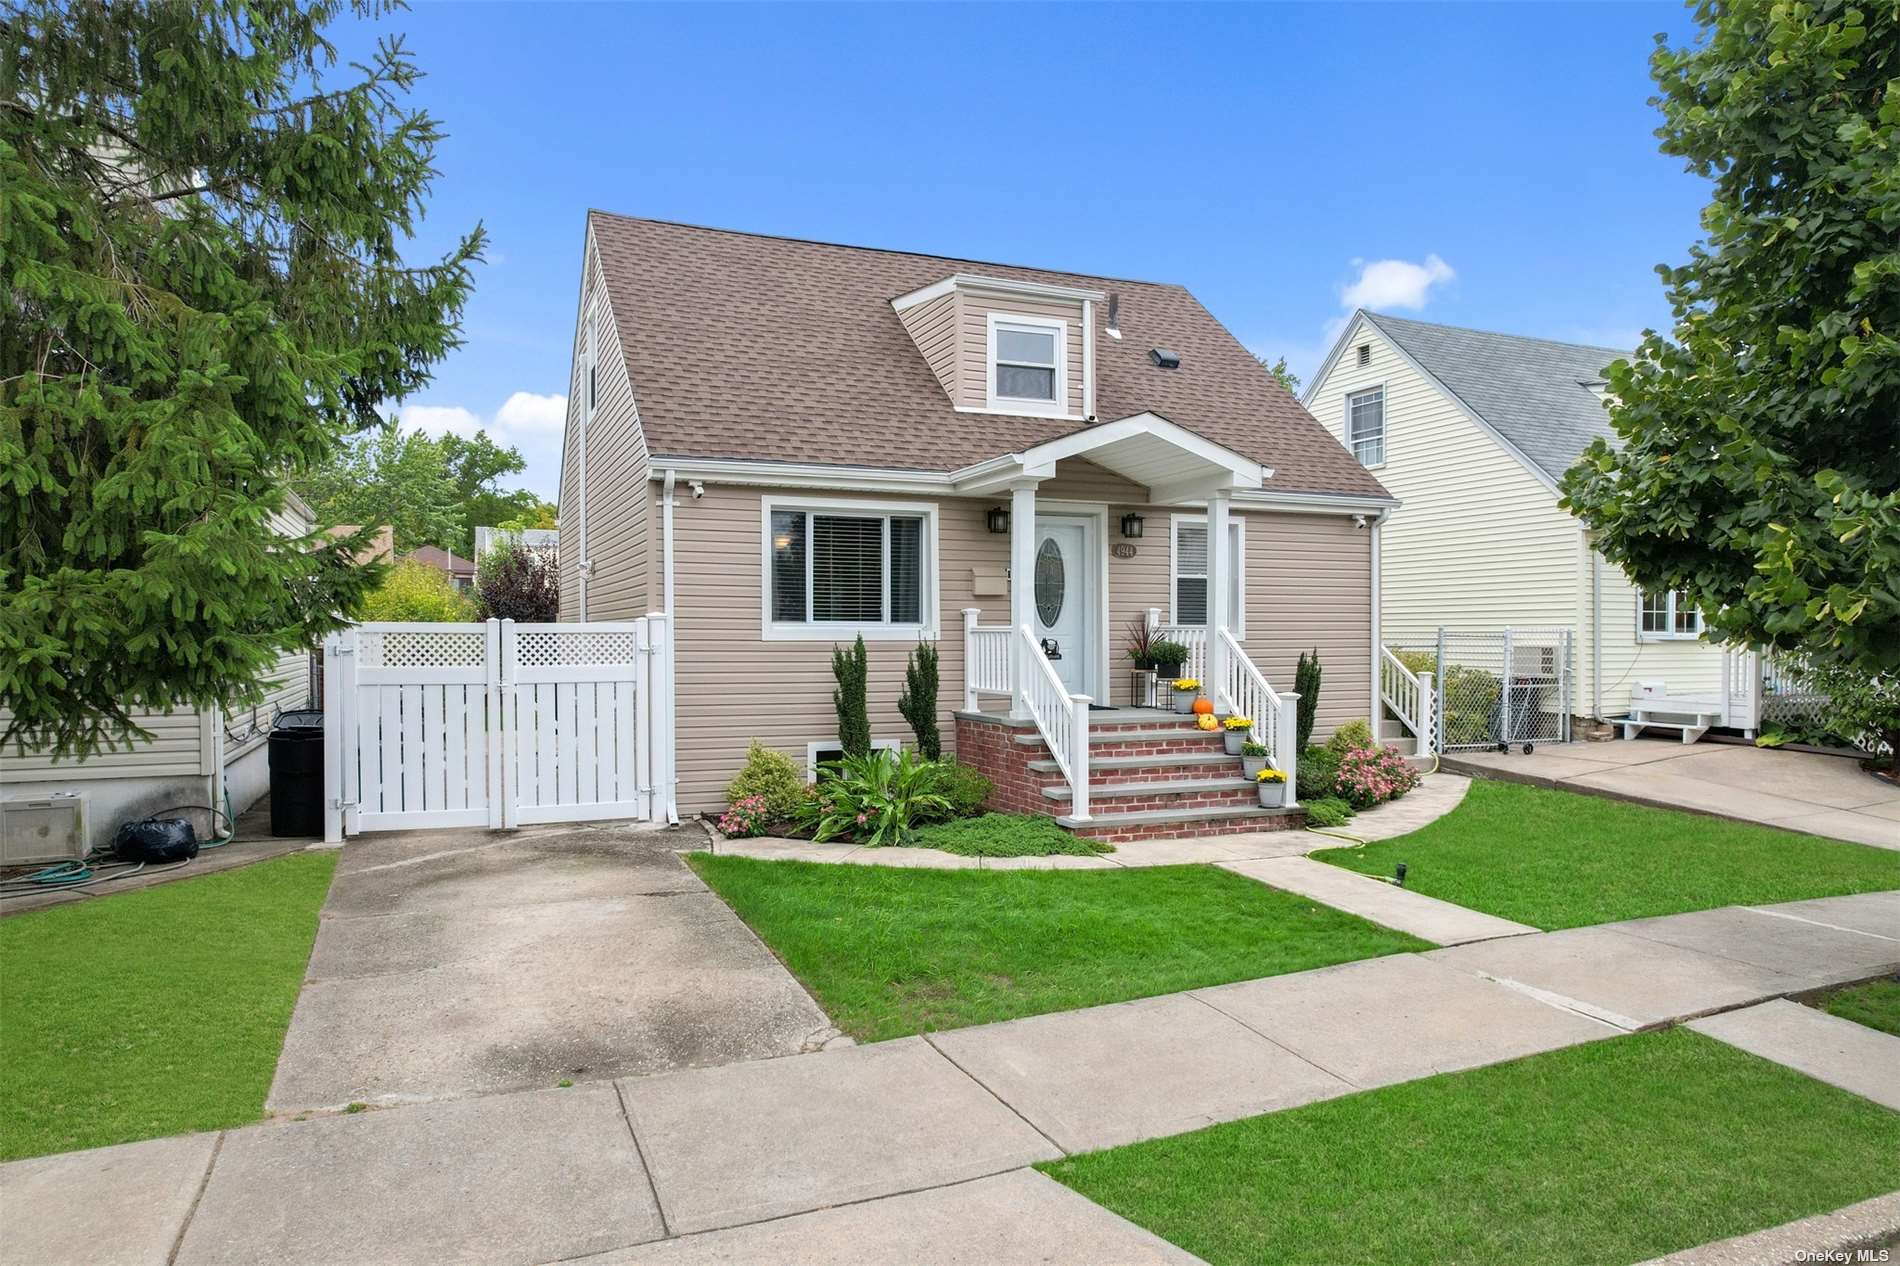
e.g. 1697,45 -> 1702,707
113,817 -> 200,864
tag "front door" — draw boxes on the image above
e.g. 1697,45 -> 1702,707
1032,516 -> 1095,696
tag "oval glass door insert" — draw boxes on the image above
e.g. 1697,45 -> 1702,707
1035,537 -> 1065,626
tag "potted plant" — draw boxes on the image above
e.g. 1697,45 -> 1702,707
1125,618 -> 1159,704
1255,766 -> 1288,808
1170,677 -> 1201,714
1240,740 -> 1270,778
1149,639 -> 1190,682
1222,716 -> 1253,755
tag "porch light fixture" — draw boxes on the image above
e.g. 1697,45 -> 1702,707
1120,512 -> 1145,539
986,506 -> 1010,535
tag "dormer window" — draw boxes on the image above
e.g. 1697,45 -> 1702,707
988,314 -> 1067,413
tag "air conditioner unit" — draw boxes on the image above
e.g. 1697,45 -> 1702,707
2,793 -> 88,866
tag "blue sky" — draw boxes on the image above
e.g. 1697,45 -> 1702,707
340,2 -> 1708,501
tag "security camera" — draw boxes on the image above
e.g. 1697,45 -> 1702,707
688,481 -> 705,499
1352,514 -> 1368,530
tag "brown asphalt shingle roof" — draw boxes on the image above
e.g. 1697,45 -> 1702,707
589,212 -> 1390,499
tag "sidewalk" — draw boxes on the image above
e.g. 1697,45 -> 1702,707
6,888 -> 1892,1265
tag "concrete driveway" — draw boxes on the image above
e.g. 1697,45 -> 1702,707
267,822 -> 842,1112
1445,740 -> 1900,850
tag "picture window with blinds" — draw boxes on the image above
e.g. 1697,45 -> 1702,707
1171,515 -> 1246,636
763,498 -> 937,639
987,314 -> 1067,413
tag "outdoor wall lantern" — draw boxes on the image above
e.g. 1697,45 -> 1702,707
986,506 -> 1011,534
1120,512 -> 1145,539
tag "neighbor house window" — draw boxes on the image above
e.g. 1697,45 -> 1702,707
1639,589 -> 1703,640
1347,386 -> 1385,466
764,497 -> 937,639
988,314 -> 1066,412
1171,515 -> 1246,634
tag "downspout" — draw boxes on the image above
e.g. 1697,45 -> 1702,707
1369,509 -> 1388,729
1080,298 -> 1096,422
661,469 -> 679,824
1591,544 -> 1604,721
575,398 -> 589,620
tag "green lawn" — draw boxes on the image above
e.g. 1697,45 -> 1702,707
907,813 -> 1112,857
1817,976 -> 1900,1037
687,856 -> 1427,1041
0,852 -> 336,1160
1313,779 -> 1899,929
1044,1029 -> 1900,1266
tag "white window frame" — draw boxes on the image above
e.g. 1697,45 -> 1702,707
1169,513 -> 1246,636
760,494 -> 940,641
1637,588 -> 1704,642
986,313 -> 1069,416
804,738 -> 901,780
1346,384 -> 1386,468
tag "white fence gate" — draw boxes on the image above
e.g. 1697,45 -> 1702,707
321,617 -> 673,841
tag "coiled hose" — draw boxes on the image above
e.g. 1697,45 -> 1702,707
0,791 -> 235,898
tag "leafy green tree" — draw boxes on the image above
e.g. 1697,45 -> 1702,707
0,0 -> 482,757
1257,354 -> 1302,396
1561,0 -> 1900,684
360,558 -> 475,622
439,431 -> 545,554
302,427 -> 466,552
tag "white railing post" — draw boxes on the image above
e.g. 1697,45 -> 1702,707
484,619 -> 504,830
1279,692 -> 1300,809
1009,482 -> 1038,721
1206,491 -> 1232,705
1069,696 -> 1092,821
963,608 -> 981,712
499,618 -> 519,829
322,632 -> 344,844
1420,670 -> 1437,755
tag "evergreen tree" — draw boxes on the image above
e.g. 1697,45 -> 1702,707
897,642 -> 941,760
832,635 -> 870,758
1,0 -> 483,756
1294,648 -> 1322,752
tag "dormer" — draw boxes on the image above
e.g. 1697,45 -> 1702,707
892,273 -> 1105,421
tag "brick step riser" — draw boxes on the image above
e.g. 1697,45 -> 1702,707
1074,788 -> 1263,814
1017,738 -> 1233,764
1072,812 -> 1305,844
1026,763 -> 1246,791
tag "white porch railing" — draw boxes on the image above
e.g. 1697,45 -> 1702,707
1015,623 -> 1092,820
1147,610 -> 1207,685
1216,627 -> 1299,807
1379,646 -> 1437,754
962,609 -> 1013,710
1723,646 -> 1829,735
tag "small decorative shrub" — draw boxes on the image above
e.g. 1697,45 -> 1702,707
1125,617 -> 1160,670
1240,740 -> 1269,758
897,642 -> 942,760
1149,641 -> 1191,675
793,749 -> 952,846
1295,648 -> 1322,751
1324,718 -> 1376,755
832,635 -> 871,758
1296,745 -> 1341,801
475,543 -> 558,622
717,794 -> 770,839
1335,743 -> 1421,810
1304,796 -> 1354,828
360,558 -> 476,622
725,740 -> 806,825
939,761 -> 994,818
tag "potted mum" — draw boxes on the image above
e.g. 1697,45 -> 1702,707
1170,677 -> 1201,714
1255,767 -> 1288,808
1240,740 -> 1269,778
1221,715 -> 1252,755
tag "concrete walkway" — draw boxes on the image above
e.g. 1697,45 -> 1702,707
1220,855 -> 1537,945
8,888 -> 1893,1266
1445,740 -> 1900,850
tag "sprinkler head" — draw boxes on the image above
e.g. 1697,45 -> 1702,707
1395,862 -> 1408,888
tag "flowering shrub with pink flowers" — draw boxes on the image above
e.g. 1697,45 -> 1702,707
1333,743 -> 1420,810
717,794 -> 772,839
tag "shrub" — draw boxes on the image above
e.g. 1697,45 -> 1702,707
793,749 -> 952,846
475,543 -> 558,622
725,740 -> 807,825
1304,796 -> 1355,828
1241,740 -> 1269,759
1295,648 -> 1322,751
1335,744 -> 1421,810
360,559 -> 476,622
1149,640 -> 1191,675
897,643 -> 941,760
831,635 -> 871,759
1325,718 -> 1375,755
717,795 -> 771,839
1296,745 -> 1340,801
939,761 -> 994,818
1392,651 -> 1498,748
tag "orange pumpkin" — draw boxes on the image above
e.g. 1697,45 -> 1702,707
1191,697 -> 1215,716
1196,713 -> 1219,732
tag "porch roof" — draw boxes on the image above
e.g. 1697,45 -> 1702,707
951,412 -> 1267,504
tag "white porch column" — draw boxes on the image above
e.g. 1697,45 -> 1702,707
1205,489 -> 1232,708
1008,481 -> 1039,720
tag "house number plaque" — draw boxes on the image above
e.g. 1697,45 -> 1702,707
1111,543 -> 1138,560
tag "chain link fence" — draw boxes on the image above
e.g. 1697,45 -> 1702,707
1388,628 -> 1574,752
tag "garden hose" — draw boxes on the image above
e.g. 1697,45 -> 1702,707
0,796 -> 236,898
1299,749 -> 1438,880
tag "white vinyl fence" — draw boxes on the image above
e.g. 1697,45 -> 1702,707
322,617 -> 673,841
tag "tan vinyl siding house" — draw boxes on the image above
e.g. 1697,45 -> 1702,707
1306,310 -> 1732,722
561,214 -> 1395,826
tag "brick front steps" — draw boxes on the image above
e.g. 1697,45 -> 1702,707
955,708 -> 1304,842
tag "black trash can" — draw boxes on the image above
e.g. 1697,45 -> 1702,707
268,710 -> 326,838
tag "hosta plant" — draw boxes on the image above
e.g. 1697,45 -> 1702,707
794,749 -> 953,846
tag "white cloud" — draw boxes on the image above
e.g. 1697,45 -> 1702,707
1340,254 -> 1455,312
493,391 -> 568,434
395,403 -> 484,438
